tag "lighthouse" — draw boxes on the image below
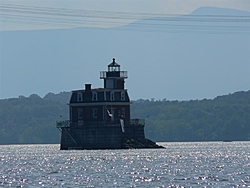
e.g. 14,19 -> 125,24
57,58 -> 163,150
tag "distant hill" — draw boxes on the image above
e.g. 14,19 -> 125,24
0,94 -> 68,144
192,6 -> 250,15
1,6 -> 249,100
131,90 -> 250,141
0,90 -> 249,144
43,91 -> 71,104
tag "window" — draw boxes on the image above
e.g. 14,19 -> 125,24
92,108 -> 98,118
92,92 -> 98,101
121,108 -> 125,118
106,80 -> 114,89
110,91 -> 115,101
78,108 -> 83,119
121,91 -> 125,101
77,92 -> 83,102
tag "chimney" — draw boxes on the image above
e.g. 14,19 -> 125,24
85,84 -> 92,101
85,84 -> 91,92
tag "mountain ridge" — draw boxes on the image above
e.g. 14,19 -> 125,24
1,6 -> 249,100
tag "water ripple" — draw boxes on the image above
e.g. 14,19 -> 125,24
0,142 -> 249,187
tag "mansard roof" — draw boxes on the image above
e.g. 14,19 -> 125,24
70,89 -> 130,104
73,88 -> 127,92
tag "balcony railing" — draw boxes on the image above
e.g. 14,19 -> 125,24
130,119 -> 145,125
56,119 -> 145,128
100,71 -> 128,79
56,120 -> 70,128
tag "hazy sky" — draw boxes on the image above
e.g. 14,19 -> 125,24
0,0 -> 249,100
0,0 -> 249,31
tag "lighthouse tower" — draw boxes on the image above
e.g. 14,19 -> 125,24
100,58 -> 127,89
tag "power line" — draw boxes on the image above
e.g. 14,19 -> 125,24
0,3 -> 249,34
1,3 -> 249,22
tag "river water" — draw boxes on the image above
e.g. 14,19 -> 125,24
0,142 -> 249,187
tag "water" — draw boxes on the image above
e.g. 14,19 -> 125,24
0,142 -> 249,187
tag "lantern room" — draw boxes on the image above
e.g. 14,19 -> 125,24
100,58 -> 128,89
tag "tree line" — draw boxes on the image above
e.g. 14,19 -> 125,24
0,90 -> 249,144
131,90 -> 250,141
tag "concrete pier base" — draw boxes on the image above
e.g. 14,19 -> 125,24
60,123 -> 163,150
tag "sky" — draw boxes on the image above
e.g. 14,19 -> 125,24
0,0 -> 249,31
0,0 -> 249,100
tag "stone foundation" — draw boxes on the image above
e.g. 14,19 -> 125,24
60,123 -> 164,150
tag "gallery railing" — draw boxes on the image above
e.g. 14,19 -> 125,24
56,118 -> 145,128
130,119 -> 145,125
100,71 -> 128,79
56,120 -> 70,128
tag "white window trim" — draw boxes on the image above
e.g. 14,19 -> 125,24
110,91 -> 115,101
92,91 -> 98,101
77,92 -> 83,102
92,108 -> 98,118
78,108 -> 83,119
121,91 -> 125,101
121,108 -> 125,118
